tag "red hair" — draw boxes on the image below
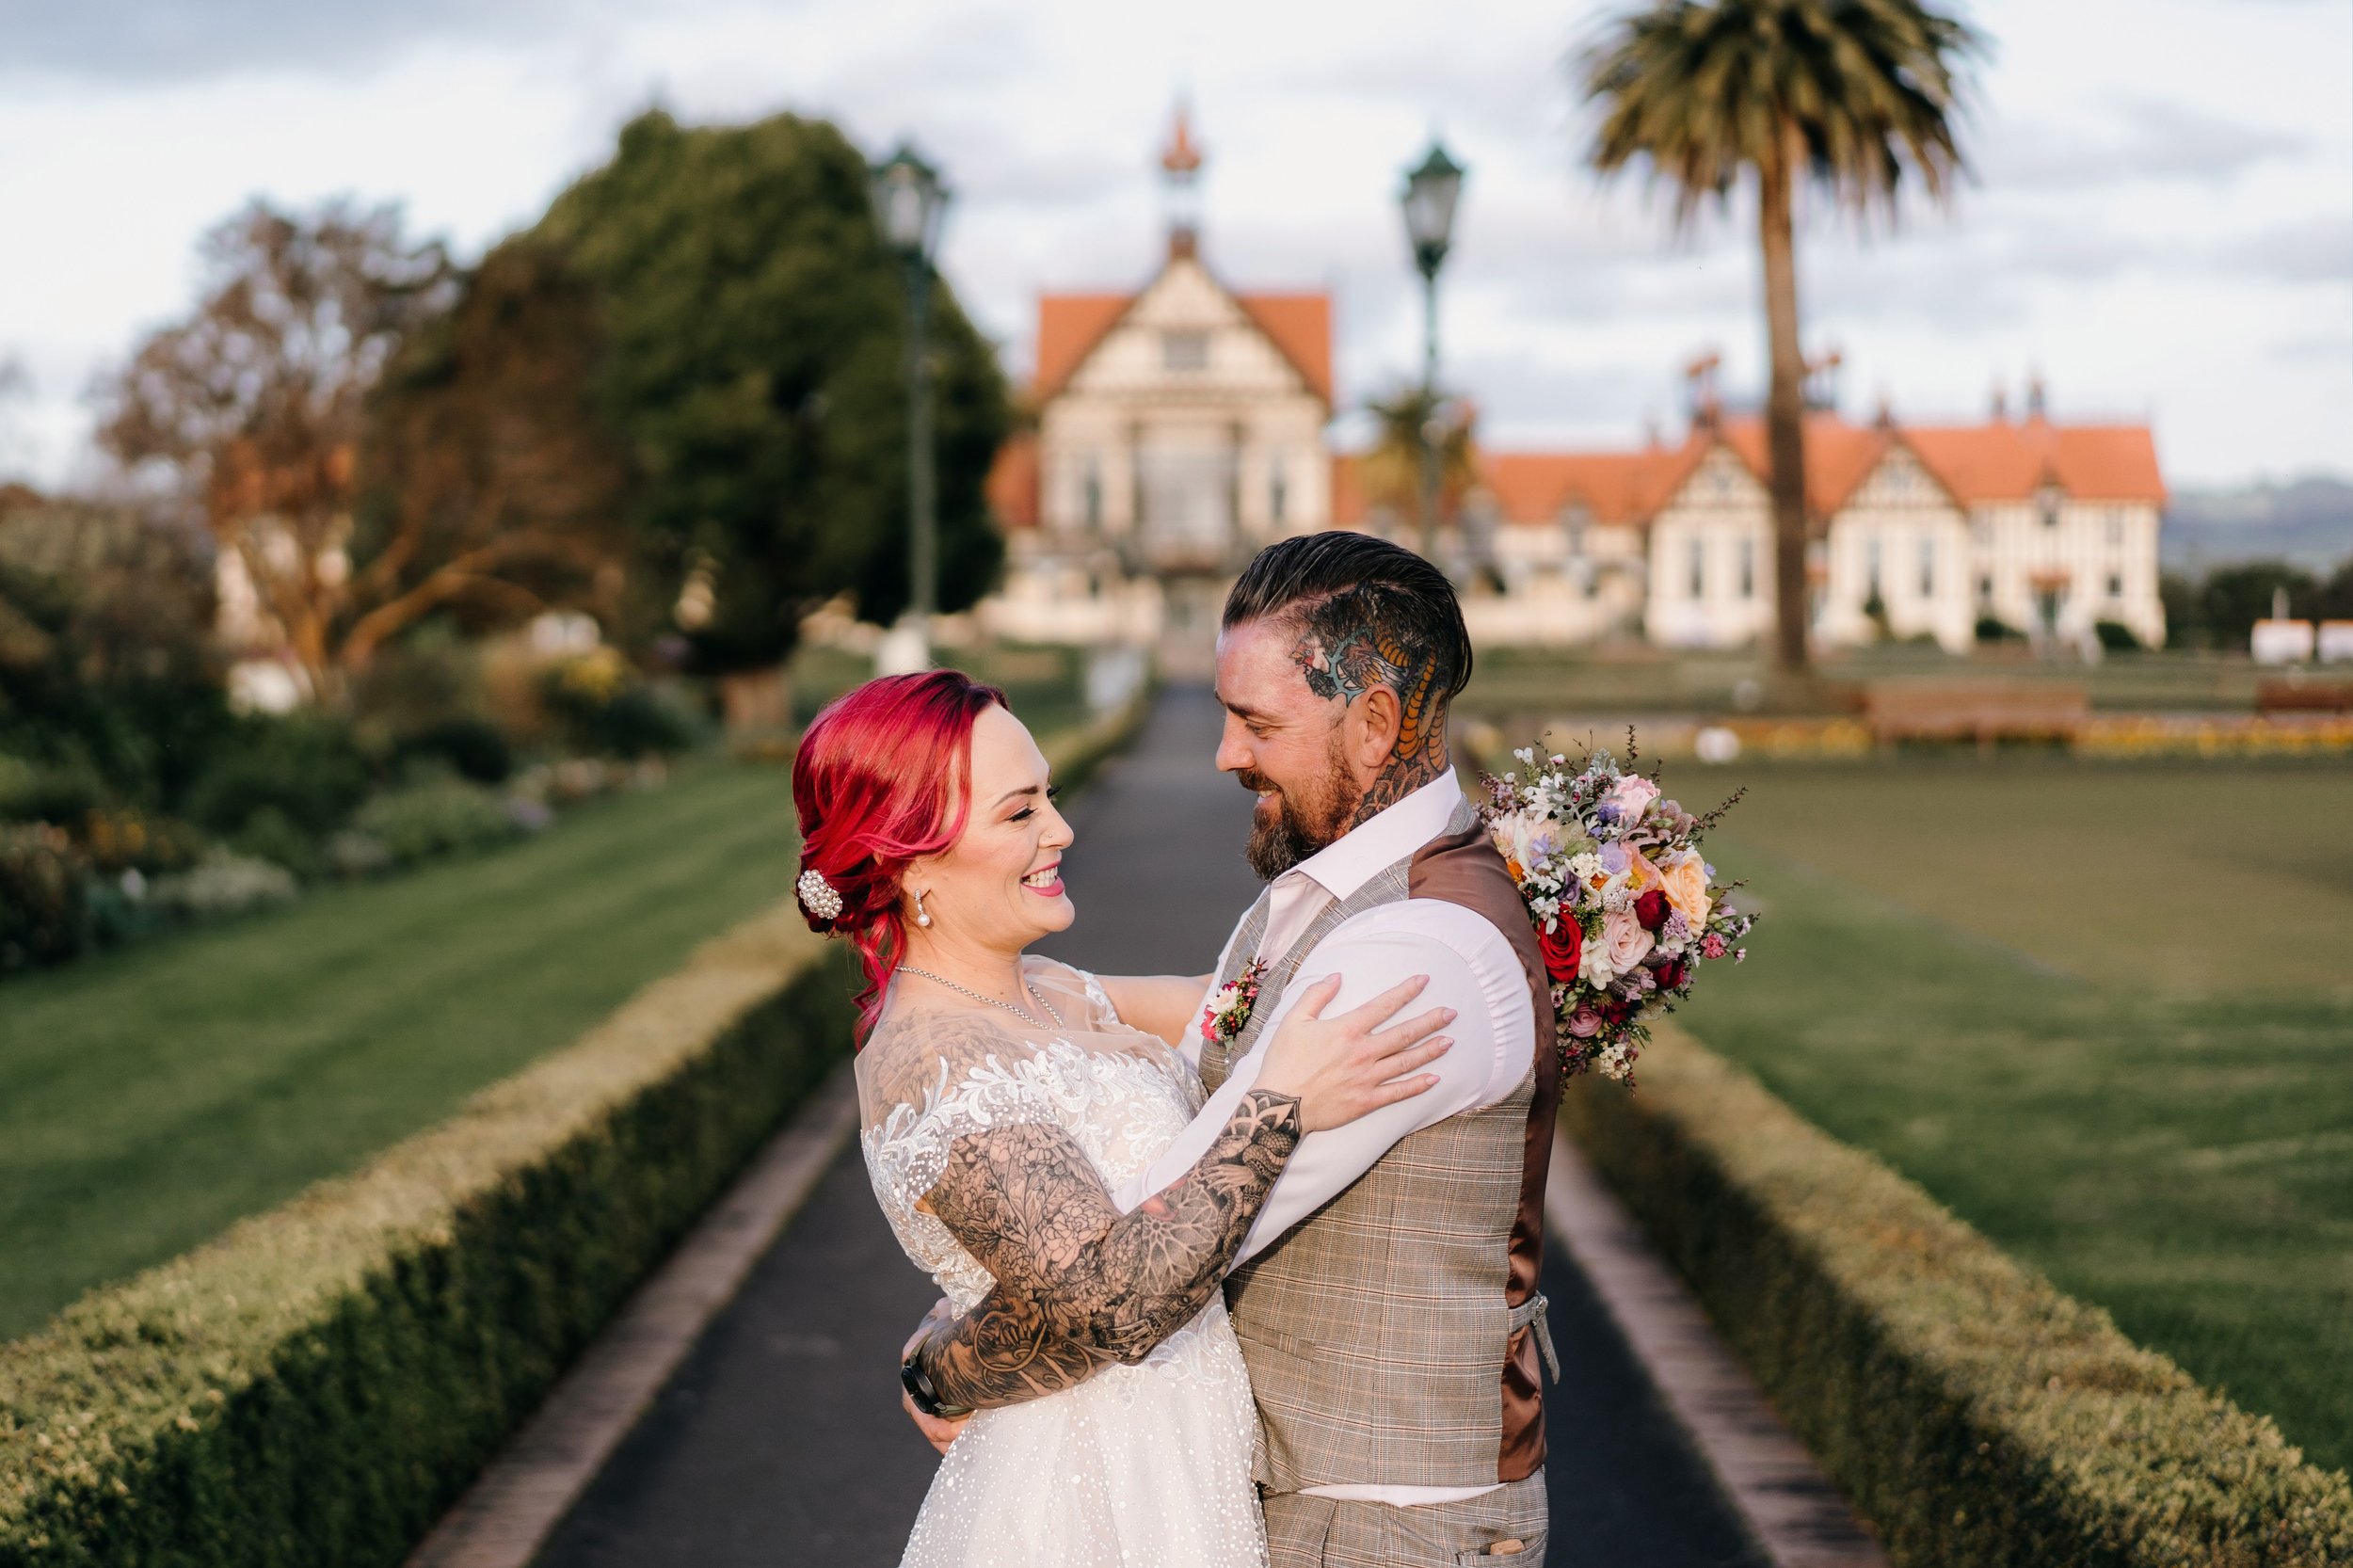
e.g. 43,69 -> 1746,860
790,669 -> 1007,1036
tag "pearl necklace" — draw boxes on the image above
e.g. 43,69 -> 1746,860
897,966 -> 1065,1030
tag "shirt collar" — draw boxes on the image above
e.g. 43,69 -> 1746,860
1278,769 -> 1465,904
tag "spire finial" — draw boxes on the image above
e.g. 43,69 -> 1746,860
1159,99 -> 1206,260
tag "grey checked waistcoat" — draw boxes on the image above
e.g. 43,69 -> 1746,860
1201,794 -> 1561,1494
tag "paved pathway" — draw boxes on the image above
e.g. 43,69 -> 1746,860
537,687 -> 1768,1568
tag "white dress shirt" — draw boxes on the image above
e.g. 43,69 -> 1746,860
1116,770 -> 1536,1506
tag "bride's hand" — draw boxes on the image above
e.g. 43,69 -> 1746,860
1252,973 -> 1453,1133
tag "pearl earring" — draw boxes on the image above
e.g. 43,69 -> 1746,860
913,888 -> 932,928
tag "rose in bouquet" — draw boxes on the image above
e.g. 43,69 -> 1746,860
1480,738 -> 1753,1083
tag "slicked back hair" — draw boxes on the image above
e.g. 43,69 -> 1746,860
1223,532 -> 1473,707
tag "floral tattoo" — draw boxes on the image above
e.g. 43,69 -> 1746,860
1289,583 -> 1458,826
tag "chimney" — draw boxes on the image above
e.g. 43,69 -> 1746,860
1160,103 -> 1204,261
1989,380 -> 2008,423
2025,371 -> 2047,422
1873,390 -> 1896,429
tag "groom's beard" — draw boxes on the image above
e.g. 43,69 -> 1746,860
1238,741 -> 1362,882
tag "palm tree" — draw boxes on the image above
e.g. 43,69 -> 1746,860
1362,385 -> 1479,558
1579,0 -> 1980,674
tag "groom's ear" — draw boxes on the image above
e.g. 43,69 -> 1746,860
1345,682 -> 1404,771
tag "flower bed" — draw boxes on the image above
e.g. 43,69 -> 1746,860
1563,1024 -> 2353,1568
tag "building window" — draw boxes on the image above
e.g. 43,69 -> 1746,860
1865,536 -> 1884,602
2106,571 -> 2123,600
1563,502 -> 1590,560
2039,485 -> 2062,531
1737,537 -> 1755,600
2105,510 -> 2125,546
1161,330 -> 1209,371
1688,537 -> 1706,599
1082,456 -> 1103,528
1978,572 -> 1994,603
1972,516 -> 1993,548
1918,536 -> 1936,598
1269,456 -> 1287,524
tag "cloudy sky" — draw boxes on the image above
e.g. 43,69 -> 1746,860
0,0 -> 2345,490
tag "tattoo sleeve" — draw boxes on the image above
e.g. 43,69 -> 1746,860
911,1086 -> 1305,1411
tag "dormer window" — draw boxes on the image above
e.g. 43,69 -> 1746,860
1161,330 -> 1209,371
2038,483 -> 2063,531
1562,501 -> 1590,558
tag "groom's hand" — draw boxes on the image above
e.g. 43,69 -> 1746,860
901,1388 -> 968,1456
901,1298 -> 970,1456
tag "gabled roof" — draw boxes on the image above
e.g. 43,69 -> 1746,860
1902,420 -> 2166,505
1030,277 -> 1333,406
1713,414 -> 1902,519
1480,449 -> 1694,526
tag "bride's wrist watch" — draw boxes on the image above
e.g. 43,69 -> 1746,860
900,1352 -> 971,1420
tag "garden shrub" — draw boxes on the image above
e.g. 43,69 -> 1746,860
226,806 -> 325,880
392,716 -> 514,785
1974,614 -> 2026,644
76,806 -> 202,877
184,716 -> 371,839
1564,1024 -> 2353,1568
149,851 -> 300,923
2094,618 -> 2141,653
0,914 -> 855,1568
0,823 -> 89,969
350,777 -> 520,866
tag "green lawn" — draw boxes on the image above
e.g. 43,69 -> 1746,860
0,759 -> 803,1342
1462,645 -> 2274,715
1651,756 -> 2353,1476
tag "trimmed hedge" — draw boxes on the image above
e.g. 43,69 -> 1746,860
0,909 -> 854,1566
1564,1024 -> 2353,1568
0,694 -> 1148,1566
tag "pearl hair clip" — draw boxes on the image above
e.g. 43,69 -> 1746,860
795,868 -> 844,921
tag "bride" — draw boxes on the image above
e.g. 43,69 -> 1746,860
790,670 -> 1455,1567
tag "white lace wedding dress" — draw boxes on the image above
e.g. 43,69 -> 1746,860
857,955 -> 1269,1568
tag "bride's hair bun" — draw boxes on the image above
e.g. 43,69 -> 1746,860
790,670 -> 1006,1031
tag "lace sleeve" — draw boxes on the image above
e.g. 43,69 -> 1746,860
857,1009 -> 1063,1249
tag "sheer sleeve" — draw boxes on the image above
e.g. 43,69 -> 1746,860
863,1001 -> 1308,1413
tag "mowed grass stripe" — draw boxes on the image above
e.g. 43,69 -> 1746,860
0,760 -> 802,1341
1673,770 -> 2353,1478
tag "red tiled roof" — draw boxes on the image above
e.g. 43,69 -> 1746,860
1234,293 -> 1333,405
1033,294 -> 1132,405
1902,420 -> 2166,505
985,432 -> 1039,529
1478,411 -> 2162,532
1030,284 -> 1333,407
1479,449 -> 1692,526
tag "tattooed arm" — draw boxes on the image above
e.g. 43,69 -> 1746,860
909,1085 -> 1304,1410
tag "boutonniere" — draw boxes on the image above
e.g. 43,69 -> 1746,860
1200,958 -> 1269,1048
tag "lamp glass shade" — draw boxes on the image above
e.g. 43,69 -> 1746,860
870,144 -> 949,263
1401,141 -> 1465,265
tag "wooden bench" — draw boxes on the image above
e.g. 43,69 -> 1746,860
2256,680 -> 2353,714
1862,680 -> 2090,746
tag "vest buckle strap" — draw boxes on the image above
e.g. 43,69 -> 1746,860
1508,1290 -> 1559,1385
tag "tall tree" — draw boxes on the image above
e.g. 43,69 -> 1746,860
1580,0 -> 1980,673
96,200 -> 456,700
529,109 -> 1012,673
348,239 -> 634,666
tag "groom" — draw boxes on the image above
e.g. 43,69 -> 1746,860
906,532 -> 1559,1564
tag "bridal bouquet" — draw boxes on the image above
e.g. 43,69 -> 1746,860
1480,740 -> 1754,1084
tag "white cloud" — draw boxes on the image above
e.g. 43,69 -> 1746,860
0,0 -> 2345,491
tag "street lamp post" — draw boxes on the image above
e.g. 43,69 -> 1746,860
868,143 -> 951,673
1400,140 -> 1464,564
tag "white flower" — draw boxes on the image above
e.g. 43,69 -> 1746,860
1578,936 -> 1617,987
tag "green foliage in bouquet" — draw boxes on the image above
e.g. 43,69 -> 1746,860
1564,1028 -> 2353,1568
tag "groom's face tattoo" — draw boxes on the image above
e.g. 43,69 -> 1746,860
1287,583 -> 1455,828
1213,589 -> 1457,881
